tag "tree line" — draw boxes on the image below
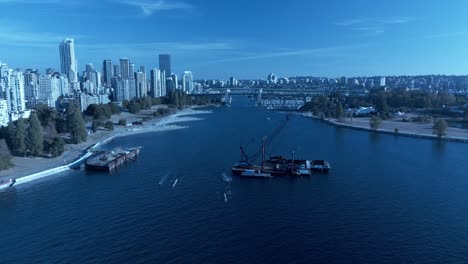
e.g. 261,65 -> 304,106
301,89 -> 468,118
0,103 -> 87,161
121,91 -> 221,114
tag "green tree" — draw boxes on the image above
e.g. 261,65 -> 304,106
151,97 -> 161,106
105,121 -> 114,131
6,121 -> 17,152
122,100 -> 130,109
433,119 -> 448,138
174,91 -> 180,107
15,118 -> 27,156
370,116 -> 382,131
47,137 -> 65,157
0,139 -> 13,170
336,102 -> 344,121
108,102 -> 121,115
373,91 -> 389,113
92,121 -> 98,133
27,113 -> 44,156
85,104 -> 103,119
128,101 -> 141,114
67,104 -> 87,144
118,119 -> 127,126
34,104 -> 57,126
102,104 -> 112,118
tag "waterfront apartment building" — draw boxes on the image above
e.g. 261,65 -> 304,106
135,70 -> 147,98
171,73 -> 178,90
150,69 -> 166,97
112,76 -> 133,102
182,71 -> 193,93
0,67 -> 26,114
38,74 -> 70,108
24,69 -> 39,107
0,99 -> 9,127
150,68 -> 166,98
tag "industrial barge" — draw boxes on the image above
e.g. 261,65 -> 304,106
232,114 -> 330,178
85,147 -> 141,172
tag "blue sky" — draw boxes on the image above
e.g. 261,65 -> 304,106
0,0 -> 468,79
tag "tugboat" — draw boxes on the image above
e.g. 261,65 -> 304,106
0,179 -> 16,190
232,114 -> 330,177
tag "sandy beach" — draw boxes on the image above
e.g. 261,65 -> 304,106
301,112 -> 468,142
0,106 -> 212,182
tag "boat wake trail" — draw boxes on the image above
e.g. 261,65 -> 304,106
159,172 -> 171,185
221,172 -> 232,183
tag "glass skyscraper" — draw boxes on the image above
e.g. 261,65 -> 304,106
159,54 -> 171,77
59,38 -> 78,83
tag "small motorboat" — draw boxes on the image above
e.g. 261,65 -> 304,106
0,179 -> 16,190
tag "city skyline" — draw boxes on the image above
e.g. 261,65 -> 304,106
1,1 -> 468,78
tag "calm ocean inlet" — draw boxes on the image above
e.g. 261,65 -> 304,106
1,96 -> 468,263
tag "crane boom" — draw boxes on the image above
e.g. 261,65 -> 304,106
247,113 -> 293,162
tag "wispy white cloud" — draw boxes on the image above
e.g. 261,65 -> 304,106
335,18 -> 370,27
77,41 -> 241,61
335,17 -> 416,36
335,17 -> 415,27
120,0 -> 192,16
82,41 -> 238,52
203,44 -> 375,64
0,22 -> 84,48
352,27 -> 385,36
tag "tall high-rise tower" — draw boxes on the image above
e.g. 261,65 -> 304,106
59,38 -> 78,82
119,58 -> 130,79
159,54 -> 171,77
102,59 -> 113,84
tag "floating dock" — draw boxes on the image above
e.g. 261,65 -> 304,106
85,147 -> 141,172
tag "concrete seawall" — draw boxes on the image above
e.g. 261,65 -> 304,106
14,136 -> 113,186
300,113 -> 468,143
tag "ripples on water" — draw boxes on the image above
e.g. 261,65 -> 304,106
1,97 -> 468,263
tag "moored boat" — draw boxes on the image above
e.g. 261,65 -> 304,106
310,160 -> 331,172
0,179 -> 16,190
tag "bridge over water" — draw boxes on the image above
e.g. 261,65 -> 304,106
192,87 -> 330,110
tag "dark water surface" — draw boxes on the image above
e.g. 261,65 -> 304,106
1,97 -> 468,263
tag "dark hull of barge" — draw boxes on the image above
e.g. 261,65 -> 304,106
232,157 -> 330,177
85,147 -> 141,172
